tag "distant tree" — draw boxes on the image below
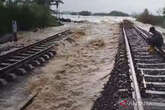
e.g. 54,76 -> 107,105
161,7 -> 165,27
93,12 -> 109,16
137,9 -> 151,23
0,0 -> 5,2
136,8 -> 164,26
0,0 -> 3,5
109,11 -> 129,16
142,9 -> 150,16
163,7 -> 165,16
79,11 -> 92,16
70,12 -> 78,15
33,0 -> 50,8
0,0 -> 61,35
156,8 -> 163,16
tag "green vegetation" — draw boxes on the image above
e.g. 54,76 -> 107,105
109,11 -> 129,16
70,12 -> 79,15
93,12 -> 109,16
0,0 -> 62,36
79,11 -> 92,16
136,9 -> 165,28
66,10 -> 129,17
93,11 -> 129,16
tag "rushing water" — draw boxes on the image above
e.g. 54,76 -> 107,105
62,14 -> 135,23
0,15 -> 136,110
25,18 -> 120,110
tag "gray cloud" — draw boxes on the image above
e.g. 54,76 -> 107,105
60,0 -> 165,14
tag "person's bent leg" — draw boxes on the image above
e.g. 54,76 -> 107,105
157,47 -> 164,54
148,45 -> 155,54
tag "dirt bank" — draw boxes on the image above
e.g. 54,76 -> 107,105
25,21 -> 120,110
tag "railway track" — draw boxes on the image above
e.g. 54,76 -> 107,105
0,30 -> 71,86
92,21 -> 165,110
121,21 -> 165,110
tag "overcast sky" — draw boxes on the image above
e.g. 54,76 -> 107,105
60,0 -> 165,14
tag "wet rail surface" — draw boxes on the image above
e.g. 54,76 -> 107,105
122,23 -> 165,110
0,30 -> 71,86
92,24 -> 133,110
92,21 -> 165,110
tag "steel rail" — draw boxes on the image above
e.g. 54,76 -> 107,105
0,30 -> 70,61
0,46 -> 54,75
0,30 -> 71,79
134,26 -> 150,39
123,27 -> 144,110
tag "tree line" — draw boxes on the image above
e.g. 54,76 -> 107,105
0,0 -> 63,36
68,10 -> 129,16
136,8 -> 165,28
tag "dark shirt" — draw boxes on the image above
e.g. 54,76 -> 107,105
149,31 -> 164,48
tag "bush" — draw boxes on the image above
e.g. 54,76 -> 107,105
18,4 -> 50,29
0,3 -> 59,36
79,11 -> 92,16
136,9 -> 165,27
109,11 -> 129,16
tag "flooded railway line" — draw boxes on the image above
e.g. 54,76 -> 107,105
0,30 -> 71,86
0,30 -> 72,110
93,21 -> 165,110
2,20 -> 165,110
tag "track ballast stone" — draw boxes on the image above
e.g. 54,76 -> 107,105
92,26 -> 133,110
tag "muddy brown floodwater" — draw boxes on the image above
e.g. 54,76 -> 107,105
24,21 -> 119,110
0,23 -> 77,55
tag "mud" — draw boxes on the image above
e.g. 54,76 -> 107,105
25,22 -> 119,110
